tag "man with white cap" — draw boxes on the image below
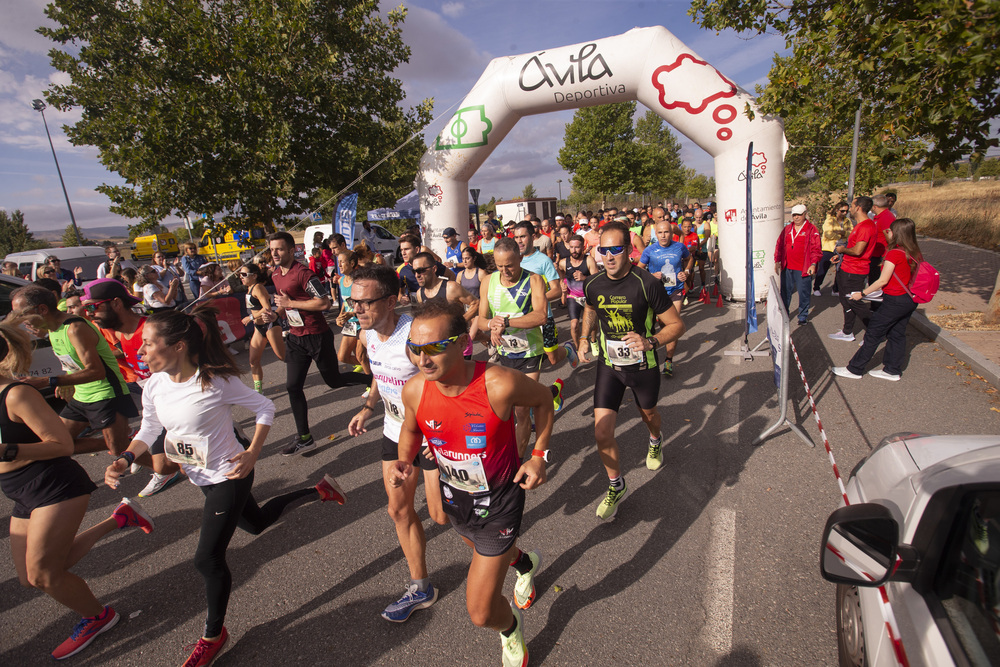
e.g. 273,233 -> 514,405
774,204 -> 822,325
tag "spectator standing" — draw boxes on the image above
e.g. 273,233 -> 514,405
774,204 -> 822,325
96,245 -> 136,280
180,242 -> 207,298
868,194 -> 897,285
829,196 -> 877,342
814,201 -> 852,296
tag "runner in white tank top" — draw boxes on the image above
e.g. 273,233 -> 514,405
346,265 -> 444,623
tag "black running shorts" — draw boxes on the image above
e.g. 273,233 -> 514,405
594,363 -> 661,412
381,436 -> 438,471
0,457 -> 97,519
60,394 -> 138,430
442,481 -> 524,557
497,354 -> 543,375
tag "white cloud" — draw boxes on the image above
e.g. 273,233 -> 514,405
1,0 -> 58,56
441,2 -> 465,18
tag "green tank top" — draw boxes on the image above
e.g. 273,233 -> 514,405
487,271 -> 544,358
49,316 -> 128,403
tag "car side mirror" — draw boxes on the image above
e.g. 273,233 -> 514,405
821,504 -> 899,586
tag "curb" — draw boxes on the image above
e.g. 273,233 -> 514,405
909,311 -> 1000,388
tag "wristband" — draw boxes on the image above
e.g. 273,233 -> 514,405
531,448 -> 549,462
361,404 -> 375,412
0,443 -> 18,462
117,451 -> 135,467
49,376 -> 59,389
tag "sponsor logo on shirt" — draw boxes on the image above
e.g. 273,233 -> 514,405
465,423 -> 487,434
499,527 -> 515,537
430,437 -> 447,446
424,419 -> 442,430
465,435 -> 487,450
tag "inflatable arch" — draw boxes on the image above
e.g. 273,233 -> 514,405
415,26 -> 786,300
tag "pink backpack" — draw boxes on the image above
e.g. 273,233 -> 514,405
892,254 -> 939,304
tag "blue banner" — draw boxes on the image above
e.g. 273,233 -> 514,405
336,193 -> 358,249
745,143 -> 758,334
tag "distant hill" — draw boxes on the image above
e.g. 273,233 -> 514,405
34,225 -> 131,242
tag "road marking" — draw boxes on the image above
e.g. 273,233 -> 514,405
704,507 -> 736,655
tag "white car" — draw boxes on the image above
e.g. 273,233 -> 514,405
821,433 -> 1000,666
0,274 -> 62,380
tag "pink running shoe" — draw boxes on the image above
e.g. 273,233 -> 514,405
315,474 -> 347,505
51,606 -> 120,660
112,497 -> 155,533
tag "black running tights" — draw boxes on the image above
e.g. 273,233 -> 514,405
194,471 -> 316,636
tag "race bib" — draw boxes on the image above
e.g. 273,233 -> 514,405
55,353 -> 82,373
436,450 -> 490,496
384,396 -> 404,424
574,296 -> 586,306
164,433 -> 209,468
285,308 -> 304,327
606,338 -> 641,366
662,272 -> 678,288
342,319 -> 360,336
498,312 -> 530,354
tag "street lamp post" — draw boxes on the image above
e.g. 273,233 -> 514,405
557,179 -> 563,206
32,99 -> 82,247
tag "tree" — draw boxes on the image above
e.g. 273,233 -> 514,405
0,210 -> 48,257
478,196 -> 497,215
62,224 -> 96,247
634,110 -> 685,199
682,169 -> 716,201
558,102 -> 640,200
521,184 -> 538,199
40,0 -> 433,235
689,0 -> 1000,169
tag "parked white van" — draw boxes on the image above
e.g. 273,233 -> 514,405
4,246 -> 110,282
302,222 -> 399,264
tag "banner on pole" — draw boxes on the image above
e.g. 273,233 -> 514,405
766,275 -> 783,387
336,193 -> 358,249
745,143 -> 758,334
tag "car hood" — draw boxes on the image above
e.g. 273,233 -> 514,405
905,435 -> 1000,470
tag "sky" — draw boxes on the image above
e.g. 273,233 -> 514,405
0,0 -> 788,234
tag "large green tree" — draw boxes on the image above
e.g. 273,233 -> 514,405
558,102 -> 640,200
62,224 -> 96,247
689,0 -> 1000,170
40,0 -> 433,235
520,183 -> 538,199
634,110 -> 685,198
0,210 -> 48,257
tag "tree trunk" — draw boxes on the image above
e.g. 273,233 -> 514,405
985,267 -> 1000,325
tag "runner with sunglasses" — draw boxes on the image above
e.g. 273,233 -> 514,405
579,222 -> 685,520
346,265 -> 446,622
239,263 -> 285,394
390,299 -> 551,667
478,238 -> 563,457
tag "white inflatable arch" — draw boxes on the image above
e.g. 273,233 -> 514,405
416,26 -> 786,300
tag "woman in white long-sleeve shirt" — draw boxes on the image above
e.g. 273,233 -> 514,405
105,305 -> 347,667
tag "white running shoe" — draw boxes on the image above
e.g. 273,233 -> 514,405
138,471 -> 182,497
812,289 -> 821,297
827,331 -> 856,342
868,369 -> 901,382
832,366 -> 863,379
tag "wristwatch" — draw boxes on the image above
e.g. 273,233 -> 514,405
646,336 -> 657,349
502,316 -> 510,329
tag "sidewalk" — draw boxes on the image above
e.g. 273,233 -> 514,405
897,237 -> 999,385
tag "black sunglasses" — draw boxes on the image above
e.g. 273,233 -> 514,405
346,294 -> 391,309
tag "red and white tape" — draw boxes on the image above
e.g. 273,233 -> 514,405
787,337 -> 910,667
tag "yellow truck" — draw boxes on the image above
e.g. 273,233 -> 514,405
198,228 -> 268,263
131,233 -> 180,261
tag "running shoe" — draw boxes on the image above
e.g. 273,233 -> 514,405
129,462 -> 142,475
315,474 -> 347,504
646,435 -> 663,471
281,434 -> 316,456
596,481 -> 628,520
381,583 -> 438,622
832,367 -> 863,380
812,289 -> 821,297
181,626 -> 229,667
361,386 -> 371,399
352,365 -> 365,373
51,606 -> 120,660
831,290 -> 839,296
563,342 -> 578,368
552,379 -> 564,413
661,360 -> 673,377
827,331 -> 855,342
513,551 -> 541,610
590,340 -> 599,358
501,605 -> 528,667
112,497 -> 154,533
868,369 -> 901,382
138,471 -> 182,498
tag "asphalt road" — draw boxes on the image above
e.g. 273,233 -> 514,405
2,287 -> 998,666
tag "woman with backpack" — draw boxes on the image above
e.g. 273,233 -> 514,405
833,218 -> 927,381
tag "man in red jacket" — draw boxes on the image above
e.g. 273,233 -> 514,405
774,204 -> 822,325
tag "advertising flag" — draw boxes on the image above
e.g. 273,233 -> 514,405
336,193 -> 358,249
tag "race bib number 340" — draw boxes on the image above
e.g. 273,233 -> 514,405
435,450 -> 490,496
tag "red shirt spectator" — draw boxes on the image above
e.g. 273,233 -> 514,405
840,219 -> 877,274
872,209 -> 896,258
774,219 -> 822,272
881,248 -> 912,296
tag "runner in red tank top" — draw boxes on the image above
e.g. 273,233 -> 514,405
391,300 -> 553,667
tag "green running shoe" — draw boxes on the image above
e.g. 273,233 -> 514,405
501,605 -> 528,667
552,379 -> 564,413
596,481 -> 628,520
646,436 -> 663,471
513,552 -> 541,610
662,360 -> 673,377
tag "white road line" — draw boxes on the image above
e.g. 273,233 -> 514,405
704,507 -> 737,655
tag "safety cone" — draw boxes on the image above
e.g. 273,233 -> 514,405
711,282 -> 719,298
716,292 -> 724,307
700,286 -> 710,304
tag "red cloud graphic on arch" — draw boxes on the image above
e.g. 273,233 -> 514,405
651,54 -> 737,115
751,152 -> 767,173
